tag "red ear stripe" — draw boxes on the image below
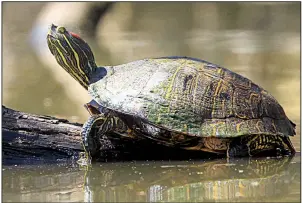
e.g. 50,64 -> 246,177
70,32 -> 81,39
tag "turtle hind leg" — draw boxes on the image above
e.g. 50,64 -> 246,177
227,135 -> 295,158
227,137 -> 250,158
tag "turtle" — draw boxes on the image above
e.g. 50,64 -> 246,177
46,24 -> 296,162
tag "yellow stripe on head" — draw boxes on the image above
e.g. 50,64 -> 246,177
55,46 -> 88,89
63,35 -> 87,78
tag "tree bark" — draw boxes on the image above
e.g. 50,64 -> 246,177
2,105 -> 84,164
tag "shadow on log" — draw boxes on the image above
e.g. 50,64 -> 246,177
2,105 -> 221,165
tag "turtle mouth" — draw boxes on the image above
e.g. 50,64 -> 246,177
47,34 -> 56,41
47,24 -> 58,41
49,23 -> 57,32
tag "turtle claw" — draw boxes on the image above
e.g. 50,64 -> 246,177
77,151 -> 92,167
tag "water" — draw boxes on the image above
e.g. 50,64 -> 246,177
3,155 -> 300,202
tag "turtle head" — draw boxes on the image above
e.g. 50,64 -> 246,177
47,24 -> 97,89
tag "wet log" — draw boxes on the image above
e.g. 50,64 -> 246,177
2,105 -> 219,164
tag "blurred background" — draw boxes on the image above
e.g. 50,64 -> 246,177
2,2 -> 300,150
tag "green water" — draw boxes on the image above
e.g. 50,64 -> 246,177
2,155 -> 300,202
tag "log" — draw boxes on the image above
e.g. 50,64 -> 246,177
2,105 -> 219,164
2,105 -> 83,164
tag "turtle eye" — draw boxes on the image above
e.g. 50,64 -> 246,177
57,26 -> 66,34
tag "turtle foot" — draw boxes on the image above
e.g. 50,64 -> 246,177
77,151 -> 92,166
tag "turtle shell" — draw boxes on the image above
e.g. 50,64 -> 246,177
88,57 -> 295,138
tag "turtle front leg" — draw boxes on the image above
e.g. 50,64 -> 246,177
78,115 -> 104,166
227,134 -> 295,158
81,115 -> 105,159
79,112 -> 131,165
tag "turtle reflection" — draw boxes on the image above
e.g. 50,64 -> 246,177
83,156 -> 298,202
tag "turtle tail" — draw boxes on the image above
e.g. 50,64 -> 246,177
289,120 -> 296,128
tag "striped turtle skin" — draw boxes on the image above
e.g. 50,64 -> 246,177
47,24 -> 296,161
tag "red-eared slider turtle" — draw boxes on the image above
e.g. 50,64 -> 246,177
46,24 -> 296,162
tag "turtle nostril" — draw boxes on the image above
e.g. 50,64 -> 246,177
50,23 -> 57,30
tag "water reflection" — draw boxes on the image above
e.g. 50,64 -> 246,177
3,156 -> 300,202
